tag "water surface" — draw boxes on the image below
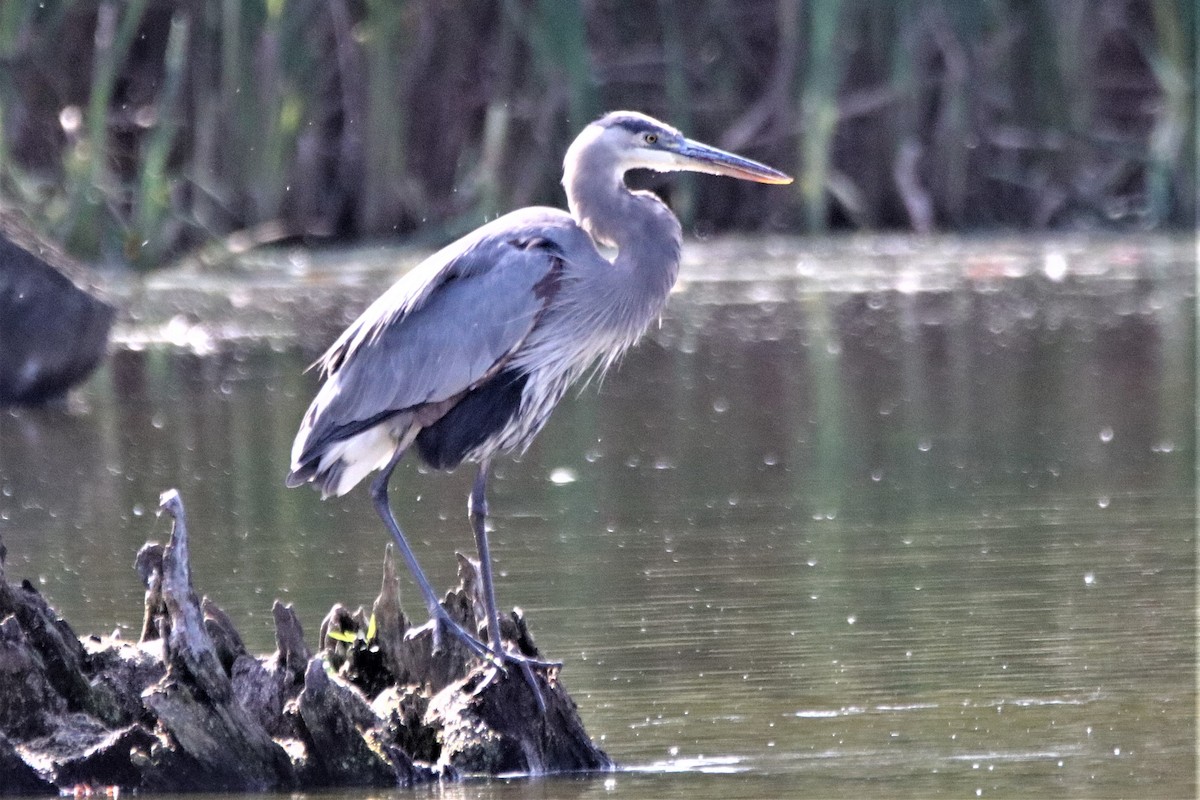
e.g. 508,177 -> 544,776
0,234 -> 1194,797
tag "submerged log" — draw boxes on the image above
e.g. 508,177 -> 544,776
0,489 -> 610,794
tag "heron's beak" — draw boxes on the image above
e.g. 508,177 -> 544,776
674,138 -> 793,185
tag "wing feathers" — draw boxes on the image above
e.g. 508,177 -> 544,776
289,210 -> 576,486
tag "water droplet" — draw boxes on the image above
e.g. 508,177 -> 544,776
870,469 -> 883,482
1097,496 -> 1110,509
549,468 -> 576,485
1084,572 -> 1095,586
1099,427 -> 1114,443
1043,251 -> 1068,281
846,615 -> 856,625
712,397 -> 729,413
917,439 -> 932,452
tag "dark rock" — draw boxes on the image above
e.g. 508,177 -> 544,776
231,654 -> 287,737
79,636 -> 164,727
428,657 -> 613,776
0,732 -> 55,795
0,578 -> 107,725
142,673 -> 294,791
0,615 -> 65,739
52,724 -> 158,789
0,212 -> 114,405
273,601 -> 311,685
372,685 -> 440,765
201,597 -> 247,672
26,716 -> 157,790
293,657 -> 420,787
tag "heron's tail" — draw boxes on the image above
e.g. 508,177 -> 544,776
287,423 -> 402,499
284,460 -> 344,499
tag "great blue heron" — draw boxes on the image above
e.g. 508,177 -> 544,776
287,111 -> 791,683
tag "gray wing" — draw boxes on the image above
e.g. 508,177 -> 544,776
291,208 -> 580,467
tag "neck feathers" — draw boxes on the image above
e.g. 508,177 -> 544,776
563,142 -> 682,310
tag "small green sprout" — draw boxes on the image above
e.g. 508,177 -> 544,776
326,614 -> 377,645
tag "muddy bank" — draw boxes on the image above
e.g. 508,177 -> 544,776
0,490 -> 610,794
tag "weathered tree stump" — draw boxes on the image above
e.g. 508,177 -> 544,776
0,489 -> 611,794
0,212 -> 114,405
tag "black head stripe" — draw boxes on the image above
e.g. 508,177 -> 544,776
595,112 -> 676,139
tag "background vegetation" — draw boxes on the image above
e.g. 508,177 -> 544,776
0,0 -> 1194,269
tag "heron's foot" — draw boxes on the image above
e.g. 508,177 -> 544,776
498,648 -> 562,670
416,605 -> 501,666
475,651 -> 553,714
424,608 -> 560,712
422,605 -> 561,672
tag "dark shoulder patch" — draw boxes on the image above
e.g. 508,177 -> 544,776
506,235 -> 557,252
532,254 -> 564,302
415,368 -> 528,470
502,236 -> 564,302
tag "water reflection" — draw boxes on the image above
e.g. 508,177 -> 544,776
0,235 -> 1194,797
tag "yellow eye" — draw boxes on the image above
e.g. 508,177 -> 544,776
644,133 -> 658,145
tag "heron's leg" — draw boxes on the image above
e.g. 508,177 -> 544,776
370,447 -> 494,662
470,461 -> 548,712
468,461 -> 505,656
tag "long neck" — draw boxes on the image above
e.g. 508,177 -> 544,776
563,151 -> 682,321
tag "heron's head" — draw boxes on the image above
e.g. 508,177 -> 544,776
565,111 -> 792,186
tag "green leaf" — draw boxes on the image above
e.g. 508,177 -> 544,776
366,613 -> 378,642
326,629 -> 358,644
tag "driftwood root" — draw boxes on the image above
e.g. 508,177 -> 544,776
0,488 -> 610,793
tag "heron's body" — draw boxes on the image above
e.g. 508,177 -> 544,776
288,199 -> 679,497
287,112 -> 789,696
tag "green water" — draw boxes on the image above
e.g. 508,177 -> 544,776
0,234 -> 1194,797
